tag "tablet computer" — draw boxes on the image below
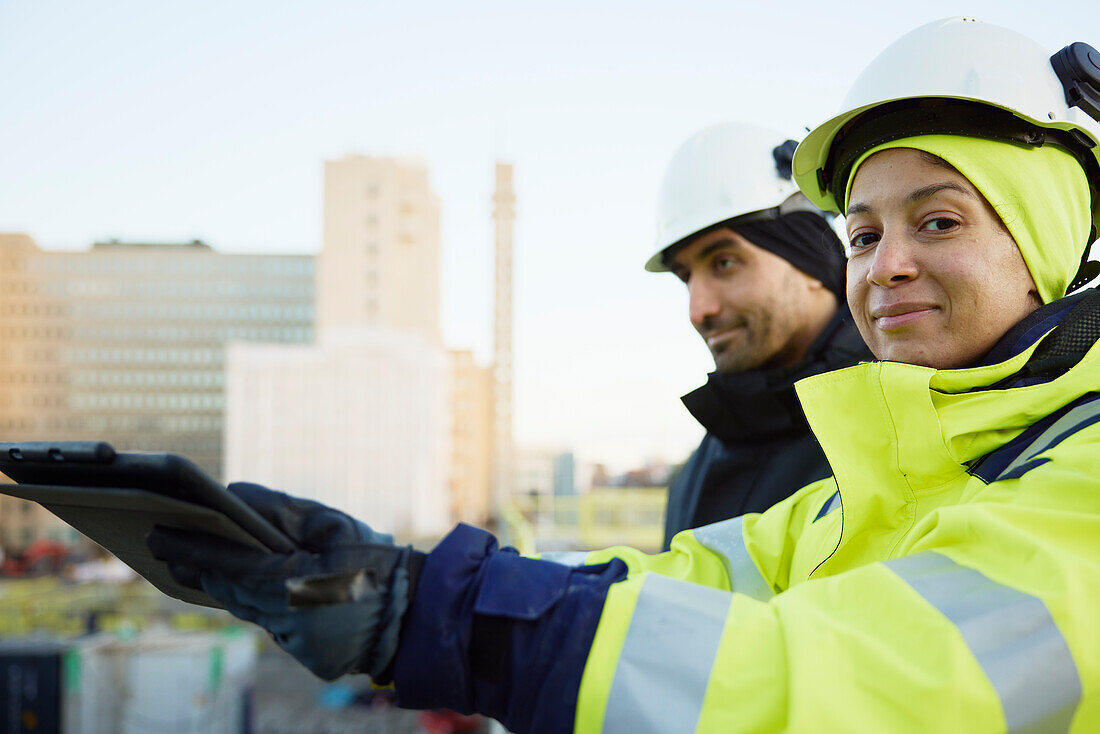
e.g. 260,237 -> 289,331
0,441 -> 298,609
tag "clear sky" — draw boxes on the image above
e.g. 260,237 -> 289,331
1,0 -> 1095,470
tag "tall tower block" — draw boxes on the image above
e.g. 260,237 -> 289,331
318,156 -> 441,344
492,163 -> 516,507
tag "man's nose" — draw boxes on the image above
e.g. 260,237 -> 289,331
689,276 -> 722,328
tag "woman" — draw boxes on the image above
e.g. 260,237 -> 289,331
151,17 -> 1100,733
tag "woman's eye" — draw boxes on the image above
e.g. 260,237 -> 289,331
849,232 -> 879,250
924,217 -> 958,232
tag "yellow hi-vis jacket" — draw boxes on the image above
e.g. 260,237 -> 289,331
569,334 -> 1100,733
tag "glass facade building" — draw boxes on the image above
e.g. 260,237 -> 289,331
0,235 -> 313,478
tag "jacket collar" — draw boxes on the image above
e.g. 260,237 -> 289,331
979,288 -> 1093,366
681,309 -> 869,444
797,291 -> 1100,499
795,292 -> 1100,576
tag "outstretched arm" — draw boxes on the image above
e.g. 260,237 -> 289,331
148,482 -> 421,682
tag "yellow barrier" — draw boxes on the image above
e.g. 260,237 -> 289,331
498,502 -> 537,556
509,487 -> 668,554
0,576 -> 235,637
1,490 -> 669,636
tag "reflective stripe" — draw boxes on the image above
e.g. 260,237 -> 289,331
887,553 -> 1081,733
603,574 -> 730,734
539,551 -> 590,567
999,396 -> 1100,480
693,516 -> 774,601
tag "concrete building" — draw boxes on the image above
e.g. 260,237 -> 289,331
223,328 -> 450,538
513,447 -> 576,498
553,451 -> 576,496
449,349 -> 493,526
515,447 -> 561,497
319,156 -> 441,345
0,233 -> 313,551
491,163 -> 516,509
224,156 -> 453,539
0,234 -> 313,475
1,155 -> 501,548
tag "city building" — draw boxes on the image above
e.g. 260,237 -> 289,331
514,446 -> 572,497
0,235 -> 313,475
491,163 -> 515,510
224,156 -> 454,539
318,155 -> 441,345
1,155 -> 504,550
0,233 -> 314,551
553,451 -> 576,496
223,327 -> 451,539
449,349 -> 493,526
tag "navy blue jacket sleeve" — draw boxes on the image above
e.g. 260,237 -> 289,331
392,523 -> 628,734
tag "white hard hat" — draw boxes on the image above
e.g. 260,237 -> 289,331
647,122 -> 821,272
792,17 -> 1100,234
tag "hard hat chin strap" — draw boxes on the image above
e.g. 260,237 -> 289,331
1066,227 -> 1100,294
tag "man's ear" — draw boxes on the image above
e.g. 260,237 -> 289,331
806,276 -> 841,310
805,274 -> 829,292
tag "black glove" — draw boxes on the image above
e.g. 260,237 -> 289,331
147,482 -> 424,682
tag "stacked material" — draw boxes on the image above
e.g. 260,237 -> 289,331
0,628 -> 257,734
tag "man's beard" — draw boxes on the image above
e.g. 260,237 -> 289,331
702,312 -> 773,373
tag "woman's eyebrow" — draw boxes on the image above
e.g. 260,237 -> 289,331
846,181 -> 975,217
846,201 -> 871,217
905,181 -> 975,205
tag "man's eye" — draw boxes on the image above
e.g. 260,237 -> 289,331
924,217 -> 958,232
849,232 -> 879,250
714,257 -> 737,271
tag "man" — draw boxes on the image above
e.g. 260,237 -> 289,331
150,18 -> 1100,733
648,123 -> 869,547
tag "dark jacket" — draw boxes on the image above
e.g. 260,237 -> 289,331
662,309 -> 870,549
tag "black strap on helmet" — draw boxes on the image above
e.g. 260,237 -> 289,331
819,98 -> 1100,206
